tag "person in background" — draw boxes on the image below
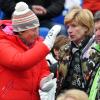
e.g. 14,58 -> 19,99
57,6 -> 94,94
94,11 -> 100,45
57,89 -> 89,100
82,0 -> 100,14
0,2 -> 61,100
46,35 -> 70,65
55,36 -> 71,96
88,10 -> 100,100
82,10 -> 100,100
53,35 -> 70,61
0,0 -> 67,36
46,35 -> 70,78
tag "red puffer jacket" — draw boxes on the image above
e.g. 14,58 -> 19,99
0,29 -> 50,100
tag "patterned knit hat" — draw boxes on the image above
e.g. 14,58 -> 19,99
12,2 -> 40,32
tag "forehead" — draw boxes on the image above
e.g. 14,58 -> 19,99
65,97 -> 75,100
95,20 -> 100,28
67,21 -> 78,26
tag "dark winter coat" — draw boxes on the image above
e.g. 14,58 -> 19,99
58,36 -> 91,92
0,0 -> 65,20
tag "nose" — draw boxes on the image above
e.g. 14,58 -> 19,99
67,26 -> 73,35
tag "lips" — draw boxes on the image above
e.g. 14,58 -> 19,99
70,35 -> 75,38
96,38 -> 100,43
96,40 -> 100,43
95,37 -> 100,41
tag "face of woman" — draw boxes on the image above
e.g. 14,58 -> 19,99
95,20 -> 100,44
67,21 -> 87,44
53,48 -> 59,60
19,27 -> 39,44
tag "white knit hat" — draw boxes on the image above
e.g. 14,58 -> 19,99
12,2 -> 40,32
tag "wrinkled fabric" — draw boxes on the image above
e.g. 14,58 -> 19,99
0,28 -> 50,100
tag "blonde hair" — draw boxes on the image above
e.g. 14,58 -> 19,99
57,89 -> 89,100
64,7 -> 94,36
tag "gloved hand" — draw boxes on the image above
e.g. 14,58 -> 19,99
43,25 -> 61,50
40,73 -> 54,91
39,78 -> 57,100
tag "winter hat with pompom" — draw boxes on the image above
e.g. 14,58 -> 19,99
12,2 -> 40,32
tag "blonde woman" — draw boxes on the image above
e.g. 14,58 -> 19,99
57,89 -> 89,100
57,6 -> 94,94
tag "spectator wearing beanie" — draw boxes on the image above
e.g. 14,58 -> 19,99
0,0 -> 67,36
0,2 -> 61,100
12,2 -> 40,32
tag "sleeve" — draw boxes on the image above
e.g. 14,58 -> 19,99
38,0 -> 65,20
0,39 -> 50,70
39,60 -> 51,81
0,0 -> 16,19
93,43 -> 100,52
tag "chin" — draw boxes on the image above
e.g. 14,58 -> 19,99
71,38 -> 75,41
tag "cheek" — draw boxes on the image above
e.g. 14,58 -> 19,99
25,32 -> 34,41
30,33 -> 39,41
54,49 -> 59,58
24,35 -> 31,41
77,29 -> 85,38
96,30 -> 100,36
73,27 -> 82,35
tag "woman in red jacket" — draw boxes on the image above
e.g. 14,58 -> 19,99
0,2 -> 61,100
